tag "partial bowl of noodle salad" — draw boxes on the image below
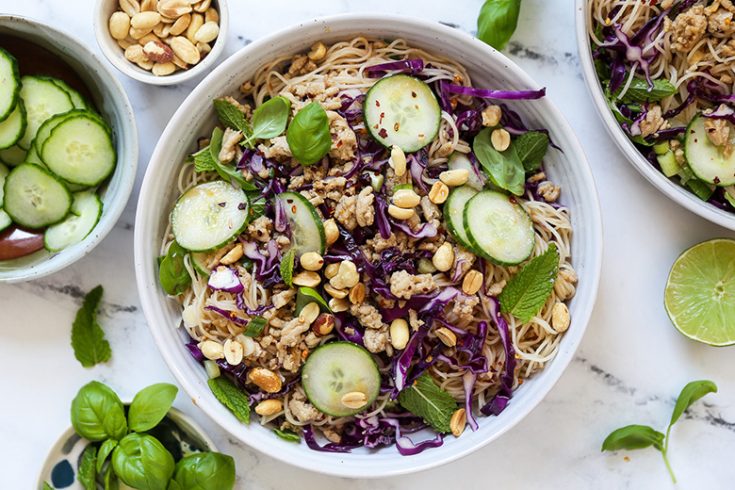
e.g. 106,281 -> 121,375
135,14 -> 602,477
578,0 -> 735,230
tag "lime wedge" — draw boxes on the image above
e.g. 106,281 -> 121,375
664,238 -> 735,346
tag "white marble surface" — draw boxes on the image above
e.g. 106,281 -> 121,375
1,0 -> 734,488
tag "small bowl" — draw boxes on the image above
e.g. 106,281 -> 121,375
93,0 -> 229,86
574,0 -> 735,231
37,406 -> 217,490
0,15 -> 138,283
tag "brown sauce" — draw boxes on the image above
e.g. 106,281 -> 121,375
0,34 -> 97,260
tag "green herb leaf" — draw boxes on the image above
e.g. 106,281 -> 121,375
97,439 -> 118,473
477,0 -> 522,51
514,131 -> 549,172
128,383 -> 179,433
171,452 -> 236,490
280,248 -> 295,288
499,243 -> 559,322
286,102 -> 332,166
192,146 -> 216,173
112,433 -> 175,490
618,78 -> 677,103
159,242 -> 191,296
71,286 -> 112,368
43,483 -> 54,490
669,380 -> 717,429
245,193 -> 266,225
204,128 -> 257,190
210,126 -> 227,162
104,463 -> 119,490
213,98 -> 249,133
295,286 -> 331,315
243,316 -> 267,337
245,96 -> 291,146
601,425 -> 665,452
208,377 -> 251,424
273,428 -> 301,443
398,373 -> 458,433
78,445 -> 97,490
473,127 -> 525,196
71,381 -> 127,442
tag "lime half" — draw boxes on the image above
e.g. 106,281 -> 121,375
664,239 -> 735,346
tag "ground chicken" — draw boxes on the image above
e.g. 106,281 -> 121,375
288,391 -> 322,423
708,8 -> 735,35
639,105 -> 666,138
327,111 -> 357,162
218,127 -> 243,162
258,136 -> 292,161
278,317 -> 310,348
312,176 -> 347,202
704,116 -> 731,147
333,194 -> 358,230
221,95 -> 252,118
364,327 -> 390,354
355,187 -> 375,227
408,309 -> 424,331
364,233 -> 409,260
448,294 -> 480,324
247,216 -> 273,243
272,289 -> 296,309
671,6 -> 707,52
350,303 -> 385,330
287,54 -> 317,77
389,270 -> 437,299
420,196 -> 441,222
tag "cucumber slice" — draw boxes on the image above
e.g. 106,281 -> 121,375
685,115 -> 735,186
725,186 -> 735,208
0,209 -> 10,232
0,47 -> 20,122
448,152 -> 485,190
301,342 -> 381,417
3,163 -> 72,229
25,145 -> 42,165
444,185 -> 478,251
171,180 -> 250,252
0,145 -> 26,166
43,191 -> 102,251
18,76 -> 74,149
191,252 -> 210,275
48,78 -> 90,110
657,150 -> 679,178
276,192 -> 325,256
33,109 -> 87,155
0,162 -> 8,205
41,115 -> 115,186
364,74 -> 441,153
463,190 -> 535,265
0,99 -> 25,149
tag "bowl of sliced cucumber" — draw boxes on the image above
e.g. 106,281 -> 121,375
0,15 -> 137,282
136,14 -> 602,477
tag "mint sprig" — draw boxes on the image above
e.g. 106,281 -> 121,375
499,243 -> 559,322
398,373 -> 458,433
208,376 -> 251,424
213,98 -> 249,134
71,285 -> 112,368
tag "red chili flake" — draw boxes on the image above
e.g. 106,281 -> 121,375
714,176 -> 721,184
375,100 -> 381,107
411,91 -> 417,98
379,128 -> 388,138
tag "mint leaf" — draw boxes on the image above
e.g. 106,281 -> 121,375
97,439 -> 118,473
280,248 -> 295,287
192,146 -> 216,173
618,78 -> 677,103
601,425 -> 665,452
273,428 -> 300,443
398,373 -> 457,433
514,131 -> 549,172
210,126 -> 226,162
213,98 -> 248,132
243,316 -> 267,337
499,243 -> 559,322
71,286 -> 112,368
78,444 -> 97,490
208,377 -> 251,424
473,127 -> 525,196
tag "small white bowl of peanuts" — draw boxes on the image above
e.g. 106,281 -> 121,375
94,0 -> 228,85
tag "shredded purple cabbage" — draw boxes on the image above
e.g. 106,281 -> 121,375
462,371 -> 479,431
390,220 -> 438,239
374,194 -> 392,239
302,425 -> 360,453
207,267 -> 244,294
205,305 -> 249,327
185,341 -> 205,362
480,298 -> 516,416
274,199 -> 288,233
365,58 -> 425,78
442,82 -> 546,101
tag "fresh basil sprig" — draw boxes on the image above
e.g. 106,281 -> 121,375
128,383 -> 178,432
194,128 -> 257,190
112,433 -> 175,490
71,286 -> 112,368
295,286 -> 331,314
78,445 -> 97,490
242,96 -> 291,148
286,102 -> 332,166
602,380 -> 718,483
473,127 -> 525,196
71,381 -> 128,442
159,241 -> 191,296
477,0 -> 522,51
170,452 -> 237,490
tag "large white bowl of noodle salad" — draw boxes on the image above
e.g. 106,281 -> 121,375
135,14 -> 602,477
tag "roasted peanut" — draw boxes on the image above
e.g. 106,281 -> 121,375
349,283 -> 366,305
392,189 -> 421,208
491,128 -> 511,152
340,391 -> 368,409
450,408 -> 467,437
435,327 -> 457,347
109,11 -> 131,40
170,36 -> 200,65
300,252 -> 324,271
193,21 -> 219,43
312,313 -> 335,336
390,145 -> 406,176
432,242 -> 454,272
131,11 -> 161,30
292,271 -> 321,288
255,399 -> 283,416
223,338 -> 243,365
152,62 -> 176,76
462,270 -> 483,295
298,302 -> 320,325
481,105 -> 502,127
199,340 -> 224,360
388,204 -> 414,220
552,302 -> 570,332
323,219 -> 339,245
439,169 -> 470,187
248,368 -> 282,393
389,319 -> 409,350
428,181 -> 449,204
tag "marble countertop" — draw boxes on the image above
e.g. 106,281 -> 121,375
1,0 -> 734,488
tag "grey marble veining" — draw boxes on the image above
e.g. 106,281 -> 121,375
1,0 -> 734,488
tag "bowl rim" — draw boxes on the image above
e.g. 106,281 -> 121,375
0,14 -> 138,283
574,0 -> 735,231
135,12 -> 603,478
92,0 -> 229,86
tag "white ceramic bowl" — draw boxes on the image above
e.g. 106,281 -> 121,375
93,0 -> 229,86
135,14 -> 603,478
0,15 -> 137,283
575,0 -> 735,230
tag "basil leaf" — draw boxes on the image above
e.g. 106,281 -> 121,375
97,439 -> 118,473
210,127 -> 227,163
618,78 -> 677,103
514,131 -> 549,172
171,452 -> 236,490
243,316 -> 267,337
104,463 -> 119,490
71,381 -> 127,442
43,483 -> 54,490
205,128 -> 257,190
213,98 -> 249,133
78,445 -> 97,490
601,425 -> 665,452
473,127 -> 525,195
208,377 -> 251,424
286,102 -> 332,166
477,0 -> 522,51
295,286 -> 331,315
112,433 -> 175,490
248,96 -> 291,143
280,248 -> 295,288
273,428 -> 301,443
128,383 -> 179,433
669,380 -> 717,429
398,373 -> 458,433
159,241 -> 191,296
71,285 -> 112,368
499,243 -> 559,322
